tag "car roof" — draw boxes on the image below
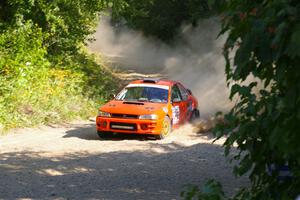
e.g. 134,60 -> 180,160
129,79 -> 178,87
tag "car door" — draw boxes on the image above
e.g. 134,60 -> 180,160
171,84 -> 186,125
177,83 -> 193,122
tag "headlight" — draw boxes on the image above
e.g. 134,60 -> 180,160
139,114 -> 158,120
98,110 -> 111,117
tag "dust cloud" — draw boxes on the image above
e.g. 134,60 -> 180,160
88,16 -> 232,117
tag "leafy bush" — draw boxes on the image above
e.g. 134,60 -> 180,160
219,0 -> 300,198
0,0 -> 110,57
182,0 -> 300,199
0,0 -> 126,132
181,180 -> 225,200
0,20 -> 119,131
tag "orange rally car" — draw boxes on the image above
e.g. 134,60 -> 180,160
96,78 -> 200,139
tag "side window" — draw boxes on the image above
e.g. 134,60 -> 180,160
177,84 -> 189,101
171,85 -> 182,101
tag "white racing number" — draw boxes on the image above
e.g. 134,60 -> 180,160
172,106 -> 180,125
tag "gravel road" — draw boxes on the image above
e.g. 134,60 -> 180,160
0,120 -> 248,200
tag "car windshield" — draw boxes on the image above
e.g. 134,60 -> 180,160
116,86 -> 169,103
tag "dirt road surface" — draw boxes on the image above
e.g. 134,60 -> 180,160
0,120 -> 248,200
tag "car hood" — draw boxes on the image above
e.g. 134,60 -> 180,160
100,100 -> 166,115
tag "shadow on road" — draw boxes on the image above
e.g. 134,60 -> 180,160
63,124 -> 159,141
63,124 -> 99,140
0,142 -> 248,200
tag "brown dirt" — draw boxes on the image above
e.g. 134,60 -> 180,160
0,120 -> 248,200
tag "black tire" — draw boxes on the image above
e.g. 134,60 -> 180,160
97,131 -> 112,139
190,109 -> 200,122
156,116 -> 171,140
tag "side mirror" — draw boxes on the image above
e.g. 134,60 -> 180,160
187,89 -> 192,95
172,98 -> 181,103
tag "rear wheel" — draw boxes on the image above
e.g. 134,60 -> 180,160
157,116 -> 171,140
190,109 -> 200,122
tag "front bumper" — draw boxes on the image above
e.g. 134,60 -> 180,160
96,116 -> 164,135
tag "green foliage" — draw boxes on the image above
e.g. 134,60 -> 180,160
0,0 -> 121,131
217,0 -> 299,199
0,0 -> 111,57
181,180 -> 225,200
112,0 -> 224,42
56,50 -> 120,101
182,0 -> 300,200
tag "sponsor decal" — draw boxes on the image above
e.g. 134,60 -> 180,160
111,125 -> 134,130
127,84 -> 169,90
172,106 -> 180,124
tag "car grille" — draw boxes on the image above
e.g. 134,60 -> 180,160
111,113 -> 138,119
110,122 -> 137,131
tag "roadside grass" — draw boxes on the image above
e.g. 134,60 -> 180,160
0,54 -> 119,133
0,54 -> 120,133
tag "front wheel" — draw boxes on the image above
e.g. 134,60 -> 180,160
157,116 -> 171,140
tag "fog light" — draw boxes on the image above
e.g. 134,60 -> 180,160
140,124 -> 148,130
101,121 -> 107,128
